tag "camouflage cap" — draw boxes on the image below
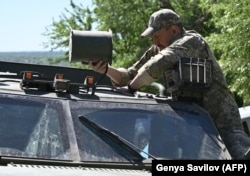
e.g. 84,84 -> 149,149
141,9 -> 181,37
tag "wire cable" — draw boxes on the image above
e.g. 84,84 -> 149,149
95,64 -> 109,86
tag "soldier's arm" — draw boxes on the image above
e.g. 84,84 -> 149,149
89,60 -> 130,86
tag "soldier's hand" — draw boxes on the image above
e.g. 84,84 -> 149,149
116,86 -> 133,95
88,60 -> 108,74
116,84 -> 137,95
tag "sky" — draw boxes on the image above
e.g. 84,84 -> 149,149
0,0 -> 92,52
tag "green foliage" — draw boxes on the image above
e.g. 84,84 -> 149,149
201,0 -> 250,105
44,0 -> 211,67
43,0 -> 94,51
92,0 -> 160,67
43,0 -> 250,105
171,0 -> 213,35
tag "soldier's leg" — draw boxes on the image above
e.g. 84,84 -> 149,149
223,129 -> 250,159
202,84 -> 250,159
243,146 -> 250,159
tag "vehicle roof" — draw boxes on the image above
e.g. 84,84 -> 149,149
0,61 -> 171,105
0,61 -> 112,85
0,61 -> 233,170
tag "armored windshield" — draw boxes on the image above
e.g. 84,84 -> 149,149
70,100 -> 231,160
0,95 -> 70,160
0,93 -> 231,162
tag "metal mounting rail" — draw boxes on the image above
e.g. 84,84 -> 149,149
0,61 -> 112,86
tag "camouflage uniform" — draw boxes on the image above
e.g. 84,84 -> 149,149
115,9 -> 250,159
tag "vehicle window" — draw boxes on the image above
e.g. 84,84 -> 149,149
70,101 -> 231,160
0,95 -> 70,160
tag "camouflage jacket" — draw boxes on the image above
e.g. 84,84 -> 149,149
126,30 -> 243,135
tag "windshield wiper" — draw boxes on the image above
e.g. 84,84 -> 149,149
79,116 -> 156,162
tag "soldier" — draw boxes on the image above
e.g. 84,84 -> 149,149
89,9 -> 250,159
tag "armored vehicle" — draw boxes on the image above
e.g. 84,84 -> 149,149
239,106 -> 250,136
0,60 -> 232,175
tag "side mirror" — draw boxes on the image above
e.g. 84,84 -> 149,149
69,30 -> 113,65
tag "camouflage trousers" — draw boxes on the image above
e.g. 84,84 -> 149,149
202,83 -> 250,159
223,129 -> 250,159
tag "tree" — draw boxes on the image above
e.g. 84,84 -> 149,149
201,0 -> 250,105
44,0 -> 209,67
91,0 -> 160,67
44,0 -> 250,105
43,0 -> 213,91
